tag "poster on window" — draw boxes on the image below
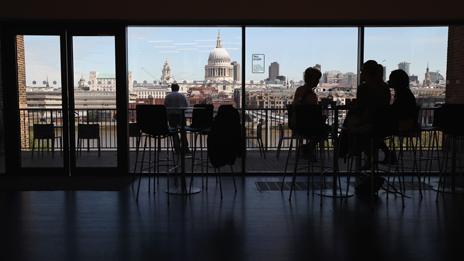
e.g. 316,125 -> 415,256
252,54 -> 265,73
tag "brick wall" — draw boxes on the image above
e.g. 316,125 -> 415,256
16,35 -> 29,148
446,26 -> 464,104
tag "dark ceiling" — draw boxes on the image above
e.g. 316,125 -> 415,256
0,0 -> 462,24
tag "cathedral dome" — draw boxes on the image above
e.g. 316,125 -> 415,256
204,32 -> 234,83
207,32 -> 231,65
208,48 -> 231,64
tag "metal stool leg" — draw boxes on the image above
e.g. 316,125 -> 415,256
289,137 -> 301,201
282,137 -> 294,191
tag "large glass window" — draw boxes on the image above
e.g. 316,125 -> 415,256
2,26 -> 452,175
127,27 -> 242,173
72,36 -> 117,167
245,27 -> 358,172
17,35 -> 63,168
364,27 -> 448,107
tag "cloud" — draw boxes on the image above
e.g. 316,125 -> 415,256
174,42 -> 197,46
159,50 -> 180,54
194,39 -> 215,42
197,45 -> 215,48
152,45 -> 176,49
148,40 -> 173,43
177,48 -> 198,51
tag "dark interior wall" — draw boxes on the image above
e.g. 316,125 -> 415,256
0,0 -> 462,23
446,26 -> 464,104
0,28 -> 5,173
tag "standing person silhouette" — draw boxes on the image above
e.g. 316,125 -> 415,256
164,83 -> 190,154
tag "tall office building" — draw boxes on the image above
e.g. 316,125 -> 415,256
268,62 -> 279,81
398,62 -> 411,76
231,61 -> 241,81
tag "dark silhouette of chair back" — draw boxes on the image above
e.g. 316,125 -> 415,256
190,104 -> 214,130
293,104 -> 325,138
78,124 -> 100,139
435,104 -> 464,135
208,105 -> 243,168
397,105 -> 420,135
129,122 -> 140,137
256,121 -> 263,139
278,123 -> 285,138
432,106 -> 441,128
287,104 -> 295,130
136,104 -> 170,136
33,124 -> 55,139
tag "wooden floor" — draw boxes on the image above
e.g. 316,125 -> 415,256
1,175 -> 464,261
17,149 -> 448,174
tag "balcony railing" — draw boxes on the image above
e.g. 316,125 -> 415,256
19,107 -> 442,151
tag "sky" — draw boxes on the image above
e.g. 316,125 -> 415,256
22,26 -> 448,86
364,27 -> 448,80
128,27 -> 241,82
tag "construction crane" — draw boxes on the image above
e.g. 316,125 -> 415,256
141,67 -> 157,82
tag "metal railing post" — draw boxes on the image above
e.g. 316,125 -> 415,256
265,109 -> 269,151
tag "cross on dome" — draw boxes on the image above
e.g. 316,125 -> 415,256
216,31 -> 222,48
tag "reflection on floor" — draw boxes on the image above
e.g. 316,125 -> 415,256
1,176 -> 464,261
19,150 -> 447,175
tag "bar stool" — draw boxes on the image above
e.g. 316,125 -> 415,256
435,104 -> 464,199
207,105 -> 241,198
385,106 -> 422,200
285,104 -> 330,201
246,119 -> 266,158
283,104 -> 296,175
276,123 -> 294,159
185,104 -> 214,187
135,104 -> 178,201
420,107 -> 443,182
343,107 -> 392,202
129,122 -> 141,173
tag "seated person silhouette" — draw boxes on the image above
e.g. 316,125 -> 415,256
375,63 -> 395,163
382,69 -> 418,163
164,83 -> 190,154
293,67 -> 320,106
291,67 -> 324,158
343,60 -> 391,169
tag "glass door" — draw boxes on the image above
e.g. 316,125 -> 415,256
66,27 -> 128,175
2,25 -> 128,176
2,26 -> 69,175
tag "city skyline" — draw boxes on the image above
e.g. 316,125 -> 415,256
22,27 -> 448,86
